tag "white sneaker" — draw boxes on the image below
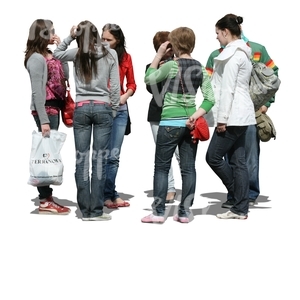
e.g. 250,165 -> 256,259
83,213 -> 112,221
217,211 -> 247,220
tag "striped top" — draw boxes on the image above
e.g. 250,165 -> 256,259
144,58 -> 215,127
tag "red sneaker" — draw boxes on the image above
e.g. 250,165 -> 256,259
39,197 -> 70,215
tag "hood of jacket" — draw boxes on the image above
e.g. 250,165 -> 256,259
214,39 -> 252,62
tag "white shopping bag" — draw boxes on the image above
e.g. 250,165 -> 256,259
28,130 -> 67,187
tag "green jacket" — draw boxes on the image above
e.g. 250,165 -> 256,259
205,41 -> 279,107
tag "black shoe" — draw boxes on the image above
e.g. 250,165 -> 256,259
221,200 -> 234,209
165,199 -> 175,204
248,200 -> 256,206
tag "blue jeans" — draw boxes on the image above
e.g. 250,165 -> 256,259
226,125 -> 260,201
150,122 -> 180,193
73,101 -> 113,218
104,109 -> 128,201
206,126 -> 249,216
33,114 -> 59,199
152,126 -> 198,217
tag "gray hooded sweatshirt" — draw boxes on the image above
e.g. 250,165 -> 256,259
53,35 -> 120,116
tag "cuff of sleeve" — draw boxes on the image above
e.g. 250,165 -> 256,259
217,114 -> 228,123
65,35 -> 75,44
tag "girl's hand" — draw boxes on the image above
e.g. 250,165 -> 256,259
216,123 -> 226,133
120,94 -> 128,105
70,25 -> 77,39
52,34 -> 61,46
186,117 -> 195,130
41,124 -> 51,137
157,41 -> 172,58
260,105 -> 268,114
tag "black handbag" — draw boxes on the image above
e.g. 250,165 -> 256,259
125,105 -> 131,135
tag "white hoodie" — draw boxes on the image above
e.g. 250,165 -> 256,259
205,39 -> 256,127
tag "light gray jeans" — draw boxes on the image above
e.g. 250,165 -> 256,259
150,122 -> 180,193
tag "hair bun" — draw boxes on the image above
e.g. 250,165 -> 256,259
236,16 -> 243,25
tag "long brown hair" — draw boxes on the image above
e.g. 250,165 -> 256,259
75,20 -> 109,84
24,19 -> 53,68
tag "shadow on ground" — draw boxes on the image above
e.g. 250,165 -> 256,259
143,190 -> 271,219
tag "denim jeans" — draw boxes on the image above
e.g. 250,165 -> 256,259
152,126 -> 198,217
73,101 -> 113,218
104,109 -> 128,201
150,122 -> 180,193
33,114 -> 59,199
226,124 -> 260,201
206,126 -> 249,216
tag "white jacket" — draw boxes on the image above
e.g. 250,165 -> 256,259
205,39 -> 256,127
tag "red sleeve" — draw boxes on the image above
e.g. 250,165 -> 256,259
120,53 -> 137,95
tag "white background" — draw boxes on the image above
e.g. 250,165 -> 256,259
1,1 -> 299,299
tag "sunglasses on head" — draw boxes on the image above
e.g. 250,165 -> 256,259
105,23 -> 120,30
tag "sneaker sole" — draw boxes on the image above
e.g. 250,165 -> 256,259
173,216 -> 189,223
88,216 -> 112,221
217,215 -> 248,220
89,219 -> 111,222
39,209 -> 70,215
141,219 -> 165,224
141,220 -> 164,224
82,218 -> 112,221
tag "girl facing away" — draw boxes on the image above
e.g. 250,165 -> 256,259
142,27 -> 215,224
53,20 -> 120,221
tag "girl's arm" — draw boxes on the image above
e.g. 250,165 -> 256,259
120,54 -> 136,104
53,35 -> 77,62
186,67 -> 215,128
110,50 -> 121,116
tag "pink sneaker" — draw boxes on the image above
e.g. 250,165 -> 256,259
173,214 -> 190,223
141,214 -> 165,224
39,197 -> 70,215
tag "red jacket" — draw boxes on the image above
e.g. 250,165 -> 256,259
119,53 -> 137,95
